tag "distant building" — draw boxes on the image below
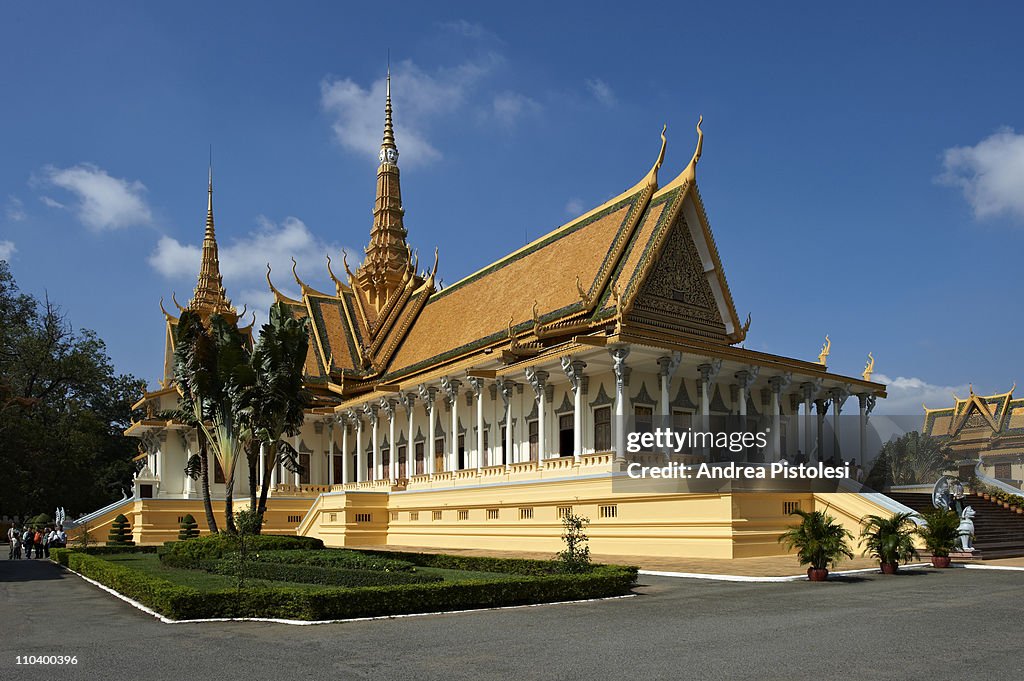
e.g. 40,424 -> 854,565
924,386 -> 1024,486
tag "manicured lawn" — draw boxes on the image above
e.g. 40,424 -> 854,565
105,553 -> 516,590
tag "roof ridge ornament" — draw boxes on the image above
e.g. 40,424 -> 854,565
816,335 -> 831,366
862,352 -> 875,382
659,115 -> 704,193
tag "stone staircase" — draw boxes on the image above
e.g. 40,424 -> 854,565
886,492 -> 1024,559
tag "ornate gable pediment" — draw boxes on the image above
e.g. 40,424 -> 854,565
627,212 -> 727,340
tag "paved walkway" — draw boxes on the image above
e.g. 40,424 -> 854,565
1,556 -> 1021,680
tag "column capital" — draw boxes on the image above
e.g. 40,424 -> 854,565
417,384 -> 437,409
497,377 -> 518,406
525,367 -> 549,398
468,375 -> 486,396
610,345 -> 630,389
768,373 -> 792,394
379,397 -> 396,421
697,359 -> 723,383
560,356 -> 587,393
399,391 -> 416,414
440,376 -> 462,404
363,403 -> 379,425
813,397 -> 831,416
857,392 -> 877,416
800,379 -> 822,401
734,366 -> 759,390
828,385 -> 850,412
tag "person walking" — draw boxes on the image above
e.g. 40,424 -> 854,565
33,528 -> 43,558
11,533 -> 21,560
6,524 -> 17,559
56,525 -> 67,548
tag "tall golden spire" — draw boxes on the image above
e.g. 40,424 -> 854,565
188,165 -> 236,319
356,66 -> 412,313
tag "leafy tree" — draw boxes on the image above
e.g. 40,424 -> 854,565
556,512 -> 592,573
246,302 -> 311,532
173,310 -> 255,533
0,262 -> 144,521
866,431 -> 956,487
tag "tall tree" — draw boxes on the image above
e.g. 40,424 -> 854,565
173,310 -> 254,533
246,301 -> 311,531
0,262 -> 144,519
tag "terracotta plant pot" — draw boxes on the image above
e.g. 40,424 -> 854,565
807,567 -> 829,582
879,562 -> 898,574
931,556 -> 951,568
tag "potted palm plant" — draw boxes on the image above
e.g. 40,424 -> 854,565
778,509 -> 854,581
916,508 -> 958,568
860,512 -> 920,574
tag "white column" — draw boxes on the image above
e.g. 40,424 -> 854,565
799,382 -> 816,462
526,367 -> 549,466
381,398 -> 396,480
768,379 -> 781,462
830,387 -> 848,464
327,421 -> 334,486
355,411 -> 366,482
401,392 -> 416,476
366,405 -> 380,480
184,435 -> 196,496
468,377 -> 485,471
293,435 -> 301,487
270,442 -> 279,487
611,346 -> 630,462
441,377 -> 461,471
657,355 -> 680,457
258,441 -> 267,492
814,398 -> 829,463
498,378 -> 515,469
561,357 -> 587,461
419,385 -> 438,474
734,369 -> 757,460
697,361 -> 721,459
341,415 -> 351,484
857,393 -> 875,468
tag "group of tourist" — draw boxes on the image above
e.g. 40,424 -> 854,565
5,524 -> 66,560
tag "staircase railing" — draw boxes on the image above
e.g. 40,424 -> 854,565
974,461 -> 1024,497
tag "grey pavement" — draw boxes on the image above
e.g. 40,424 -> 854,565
1,555 -> 1021,680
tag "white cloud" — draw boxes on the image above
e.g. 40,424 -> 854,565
870,373 -> 972,416
320,55 -> 501,168
437,19 -> 497,41
5,196 -> 26,222
565,198 -> 584,216
491,91 -> 541,127
939,127 -> 1024,220
40,196 -> 65,209
149,216 -> 359,326
0,240 -> 16,261
43,163 -> 153,230
585,78 -> 617,107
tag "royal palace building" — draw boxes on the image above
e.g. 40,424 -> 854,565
77,75 -> 903,559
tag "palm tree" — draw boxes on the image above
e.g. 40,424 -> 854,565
173,310 -> 254,534
860,511 -> 920,569
778,509 -> 854,572
874,431 -> 954,486
244,302 -> 311,532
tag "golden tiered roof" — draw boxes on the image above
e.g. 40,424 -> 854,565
274,109 -> 786,400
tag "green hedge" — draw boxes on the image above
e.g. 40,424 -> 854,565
251,550 -> 417,573
51,549 -> 637,621
208,560 -> 441,587
349,550 -> 605,576
159,534 -> 323,564
54,546 -> 158,557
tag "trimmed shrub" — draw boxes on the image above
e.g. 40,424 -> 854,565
349,550 -> 593,576
207,560 -> 441,587
177,514 -> 200,541
159,533 -> 322,565
52,546 -> 157,561
106,514 -> 135,547
252,550 -> 417,573
52,549 -> 638,621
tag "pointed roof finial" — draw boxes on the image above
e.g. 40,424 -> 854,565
381,64 -> 397,155
206,156 -> 215,240
188,160 -> 235,318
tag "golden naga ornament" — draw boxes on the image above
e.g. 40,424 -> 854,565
862,352 -> 875,382
816,335 -> 831,366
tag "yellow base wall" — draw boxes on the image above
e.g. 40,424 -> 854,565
71,461 -> 901,559
67,497 -> 316,546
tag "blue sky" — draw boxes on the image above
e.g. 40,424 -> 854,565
2,2 -> 1022,415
